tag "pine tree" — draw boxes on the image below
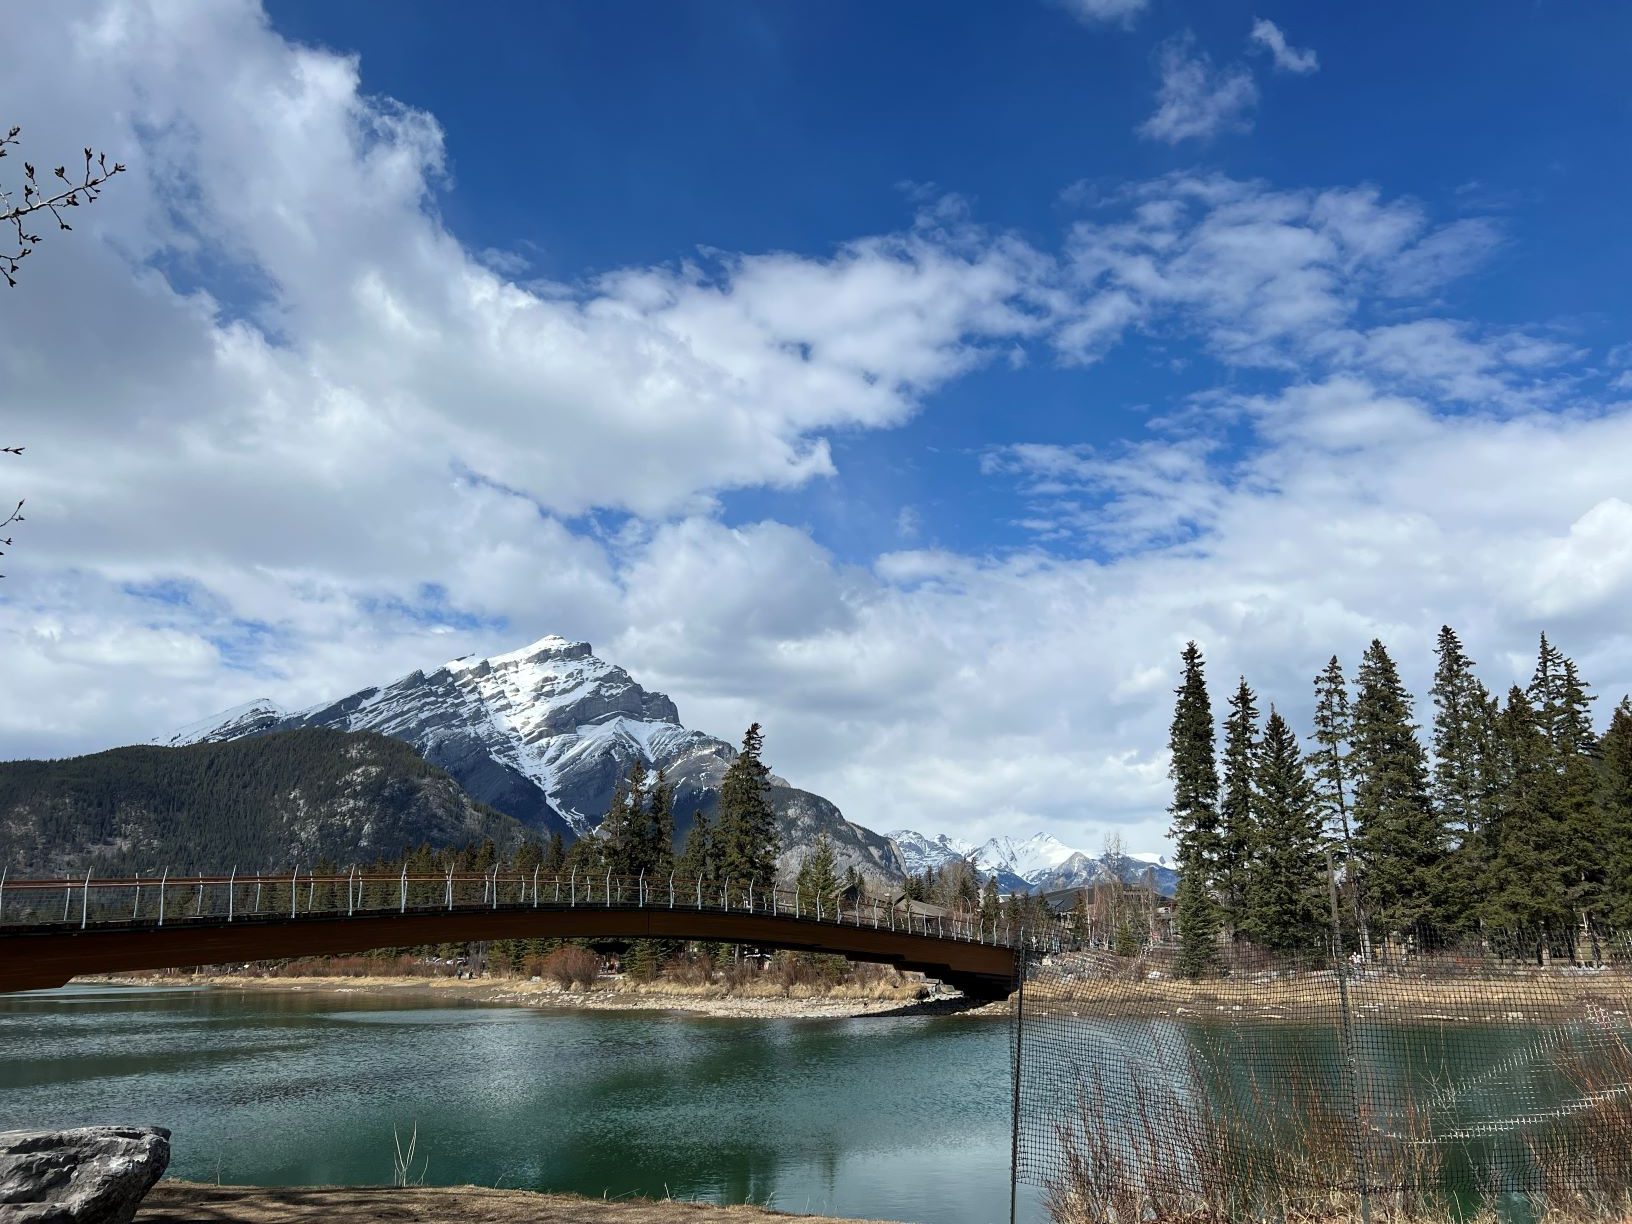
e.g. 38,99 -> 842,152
1309,656 -> 1354,854
1243,708 -> 1326,951
1483,686 -> 1572,940
642,767 -> 676,876
676,809 -> 716,886
1070,888 -> 1091,945
979,876 -> 1001,928
1599,699 -> 1632,931
1430,626 -> 1499,924
542,831 -> 567,872
713,723 -> 781,892
795,832 -> 840,915
1217,676 -> 1261,939
1169,642 -> 1222,977
1350,638 -> 1446,938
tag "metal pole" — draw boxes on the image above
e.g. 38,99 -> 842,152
1328,848 -> 1372,1224
133,871 -> 140,921
348,867 -> 356,917
639,870 -> 646,907
195,878 -> 203,917
533,865 -> 539,907
401,866 -> 408,914
605,869 -> 612,907
570,869 -> 577,907
494,867 -> 500,910
307,874 -> 314,913
81,868 -> 92,929
228,867 -> 236,922
445,868 -> 453,911
159,869 -> 168,926
254,873 -> 261,914
669,872 -> 675,909
0,865 -> 6,921
1009,945 -> 1026,1224
748,880 -> 754,912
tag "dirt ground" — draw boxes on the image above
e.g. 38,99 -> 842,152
136,1182 -> 903,1223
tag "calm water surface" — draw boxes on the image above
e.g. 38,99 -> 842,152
0,986 -> 1046,1224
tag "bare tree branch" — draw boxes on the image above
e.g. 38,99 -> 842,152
2,126 -> 124,577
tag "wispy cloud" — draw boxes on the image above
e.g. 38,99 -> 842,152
1054,0 -> 1148,28
1139,35 -> 1259,144
1248,18 -> 1319,74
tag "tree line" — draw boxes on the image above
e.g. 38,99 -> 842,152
1168,629 -> 1632,975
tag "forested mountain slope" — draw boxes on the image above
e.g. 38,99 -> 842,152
0,729 -> 530,876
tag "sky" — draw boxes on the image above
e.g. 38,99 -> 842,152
2,1 -> 1631,858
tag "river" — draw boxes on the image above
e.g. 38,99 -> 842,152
0,985 -> 1046,1224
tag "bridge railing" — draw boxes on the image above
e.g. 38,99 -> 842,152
0,867 -> 1053,952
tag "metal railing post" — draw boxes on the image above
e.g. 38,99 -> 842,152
195,877 -> 203,918
228,867 -> 236,922
605,869 -> 612,907
159,869 -> 169,926
669,872 -> 675,908
570,869 -> 577,907
0,865 -> 6,921
133,871 -> 141,921
493,867 -> 500,910
401,866 -> 408,914
696,878 -> 702,909
306,873 -> 314,913
748,880 -> 754,913
533,865 -> 540,908
445,868 -> 453,910
81,868 -> 92,929
254,872 -> 262,914
348,867 -> 356,917
639,870 -> 646,907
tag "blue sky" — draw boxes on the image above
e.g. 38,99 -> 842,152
2,1 -> 1632,853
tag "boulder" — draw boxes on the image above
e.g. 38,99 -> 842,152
0,1126 -> 170,1223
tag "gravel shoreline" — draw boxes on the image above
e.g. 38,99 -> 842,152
77,973 -> 1011,1020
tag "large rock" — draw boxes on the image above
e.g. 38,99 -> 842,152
0,1126 -> 170,1223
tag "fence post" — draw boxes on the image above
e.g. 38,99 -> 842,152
254,872 -> 261,914
669,872 -> 675,909
605,869 -> 612,907
81,868 -> 92,929
570,869 -> 577,907
133,871 -> 141,921
401,866 -> 408,914
639,870 -> 646,907
228,867 -> 236,922
348,867 -> 356,917
533,865 -> 540,908
494,867 -> 500,911
159,868 -> 168,926
1328,849 -> 1372,1224
0,865 -> 6,922
748,880 -> 754,913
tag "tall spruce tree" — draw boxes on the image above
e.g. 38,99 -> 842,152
1484,685 -> 1572,939
1599,699 -> 1632,931
1169,641 -> 1222,977
1429,626 -> 1499,923
1243,708 -> 1326,951
1350,638 -> 1446,937
1309,656 -> 1355,853
713,723 -> 781,892
1218,676 -> 1261,939
676,809 -> 717,886
795,832 -> 840,914
980,875 -> 1002,928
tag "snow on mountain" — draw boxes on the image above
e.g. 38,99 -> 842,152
889,826 -> 1180,896
887,829 -> 976,876
154,698 -> 285,746
160,635 -> 906,885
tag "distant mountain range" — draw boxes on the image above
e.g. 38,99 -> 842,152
889,828 -> 1178,896
0,729 -> 529,876
157,636 -> 906,886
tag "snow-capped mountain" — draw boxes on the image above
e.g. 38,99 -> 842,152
888,830 -> 976,876
160,636 -> 906,885
888,826 -> 1180,896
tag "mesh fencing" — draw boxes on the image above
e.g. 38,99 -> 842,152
1012,916 -> 1632,1222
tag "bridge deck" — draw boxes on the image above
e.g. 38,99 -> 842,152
0,871 -> 1023,998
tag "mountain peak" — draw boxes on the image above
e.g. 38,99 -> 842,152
453,634 -> 592,671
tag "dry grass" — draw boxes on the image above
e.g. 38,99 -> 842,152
138,1182 -> 905,1223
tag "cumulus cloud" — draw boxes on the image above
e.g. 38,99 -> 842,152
4,2 -> 1631,860
1248,18 -> 1319,74
1139,35 -> 1259,144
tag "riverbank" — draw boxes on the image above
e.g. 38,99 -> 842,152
77,972 -> 1011,1020
137,1181 -> 906,1223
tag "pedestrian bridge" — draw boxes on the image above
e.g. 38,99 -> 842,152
0,869 -> 1023,998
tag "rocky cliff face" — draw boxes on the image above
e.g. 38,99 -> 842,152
161,636 -> 906,886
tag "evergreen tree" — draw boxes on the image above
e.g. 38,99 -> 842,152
1599,699 -> 1632,931
1243,708 -> 1326,951
980,876 -> 1002,928
1350,638 -> 1446,937
642,767 -> 676,876
1430,626 -> 1498,923
713,723 -> 781,892
1483,686 -> 1572,938
795,832 -> 841,915
1169,641 -> 1222,977
1309,656 -> 1354,855
1070,888 -> 1091,945
1217,676 -> 1261,939
542,831 -> 567,872
676,809 -> 717,886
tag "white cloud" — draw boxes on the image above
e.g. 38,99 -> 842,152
3,2 -> 1631,863
1139,35 -> 1259,145
1248,18 -> 1319,74
1054,0 -> 1148,27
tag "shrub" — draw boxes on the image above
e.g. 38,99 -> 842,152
540,945 -> 599,989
